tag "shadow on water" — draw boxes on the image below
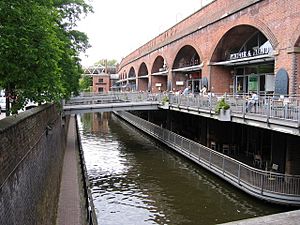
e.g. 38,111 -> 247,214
78,112 -> 294,225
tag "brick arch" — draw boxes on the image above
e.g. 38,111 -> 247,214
137,62 -> 149,76
128,66 -> 136,78
208,19 -> 278,62
150,54 -> 168,73
290,23 -> 300,47
295,36 -> 300,47
170,42 -> 203,69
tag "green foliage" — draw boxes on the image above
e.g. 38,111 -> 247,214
79,75 -> 92,92
94,59 -> 118,67
0,0 -> 93,113
215,98 -> 230,114
162,95 -> 169,105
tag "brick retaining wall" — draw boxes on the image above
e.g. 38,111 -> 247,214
0,104 -> 66,225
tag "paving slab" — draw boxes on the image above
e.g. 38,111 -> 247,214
56,115 -> 82,225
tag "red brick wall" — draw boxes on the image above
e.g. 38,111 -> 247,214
118,0 -> 300,94
120,0 -> 264,66
137,78 -> 148,91
92,75 -> 110,93
210,67 -> 232,94
0,104 -> 65,225
151,76 -> 167,92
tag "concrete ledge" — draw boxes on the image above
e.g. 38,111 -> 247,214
219,209 -> 300,225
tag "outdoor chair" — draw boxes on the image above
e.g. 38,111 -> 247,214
210,141 -> 216,151
222,144 -> 230,154
253,154 -> 262,168
268,163 -> 279,180
271,163 -> 279,172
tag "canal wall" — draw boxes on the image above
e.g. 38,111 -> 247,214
0,104 -> 67,225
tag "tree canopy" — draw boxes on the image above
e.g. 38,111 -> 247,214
79,75 -> 92,92
94,59 -> 118,67
0,0 -> 92,114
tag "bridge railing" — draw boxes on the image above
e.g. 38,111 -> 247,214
116,111 -> 300,205
66,92 -> 300,124
166,93 -> 300,123
65,92 -> 158,106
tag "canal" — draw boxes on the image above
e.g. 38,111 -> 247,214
78,112 -> 289,225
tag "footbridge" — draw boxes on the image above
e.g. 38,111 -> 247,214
63,92 -> 300,136
63,92 -> 160,115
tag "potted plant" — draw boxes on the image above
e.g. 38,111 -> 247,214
161,95 -> 169,108
215,98 -> 231,121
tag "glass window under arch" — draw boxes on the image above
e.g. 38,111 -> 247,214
233,62 -> 274,94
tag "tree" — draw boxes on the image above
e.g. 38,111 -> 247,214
94,59 -> 118,67
0,0 -> 93,114
79,75 -> 92,92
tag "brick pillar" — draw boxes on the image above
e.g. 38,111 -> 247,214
149,74 -> 152,91
290,52 -> 298,95
136,77 -> 139,91
295,52 -> 300,95
168,70 -> 173,91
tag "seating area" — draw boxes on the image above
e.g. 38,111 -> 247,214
210,141 -> 238,156
167,93 -> 300,122
209,140 -> 280,172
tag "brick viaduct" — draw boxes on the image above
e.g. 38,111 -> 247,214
118,0 -> 300,95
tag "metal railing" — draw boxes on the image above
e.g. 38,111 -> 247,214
167,93 -> 300,122
66,92 -> 300,125
65,92 -> 157,106
116,111 -> 300,206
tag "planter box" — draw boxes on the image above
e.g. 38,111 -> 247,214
218,109 -> 231,121
161,102 -> 169,109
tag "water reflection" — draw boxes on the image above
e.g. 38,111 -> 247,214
79,112 -> 288,225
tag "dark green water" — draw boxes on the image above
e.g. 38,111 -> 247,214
78,112 -> 288,225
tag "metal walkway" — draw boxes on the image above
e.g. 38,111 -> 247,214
63,92 -> 300,136
63,92 -> 159,115
115,111 -> 300,206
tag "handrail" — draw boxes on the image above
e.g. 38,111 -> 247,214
64,92 -> 300,126
65,92 -> 157,106
166,93 -> 300,122
116,111 -> 300,206
66,92 -> 300,124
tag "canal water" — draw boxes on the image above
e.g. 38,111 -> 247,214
78,112 -> 288,225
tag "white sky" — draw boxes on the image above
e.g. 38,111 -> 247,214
77,0 -> 213,67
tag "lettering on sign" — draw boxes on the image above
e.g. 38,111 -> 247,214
229,48 -> 271,60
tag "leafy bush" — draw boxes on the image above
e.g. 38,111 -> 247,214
215,98 -> 230,114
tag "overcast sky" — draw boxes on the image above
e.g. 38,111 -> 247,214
77,0 -> 213,67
